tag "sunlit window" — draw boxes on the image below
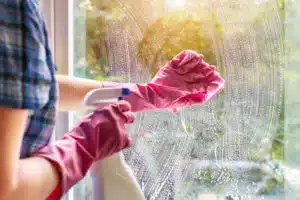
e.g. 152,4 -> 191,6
71,0 -> 300,199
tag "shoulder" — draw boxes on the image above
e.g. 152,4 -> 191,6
0,0 -> 57,110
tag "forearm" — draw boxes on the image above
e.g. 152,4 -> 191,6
0,106 -> 60,200
56,74 -> 104,111
1,157 -> 59,200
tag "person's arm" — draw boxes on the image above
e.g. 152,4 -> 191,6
0,101 -> 134,200
56,74 -> 104,111
0,107 -> 60,200
57,50 -> 224,113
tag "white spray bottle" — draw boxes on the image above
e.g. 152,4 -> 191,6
83,88 -> 145,200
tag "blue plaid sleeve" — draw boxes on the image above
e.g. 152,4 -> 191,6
0,0 -> 54,110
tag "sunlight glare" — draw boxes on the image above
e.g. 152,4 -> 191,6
166,0 -> 186,10
175,0 -> 185,7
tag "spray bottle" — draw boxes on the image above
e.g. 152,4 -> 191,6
83,88 -> 145,200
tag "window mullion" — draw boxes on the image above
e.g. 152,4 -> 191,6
53,0 -> 75,199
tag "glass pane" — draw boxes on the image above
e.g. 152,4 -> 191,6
72,0 -> 300,199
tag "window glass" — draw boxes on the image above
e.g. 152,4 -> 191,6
73,0 -> 300,199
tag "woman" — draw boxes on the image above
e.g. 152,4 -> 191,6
0,1 -> 136,199
0,1 -> 224,199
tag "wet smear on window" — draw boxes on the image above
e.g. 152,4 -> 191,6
72,0 -> 300,199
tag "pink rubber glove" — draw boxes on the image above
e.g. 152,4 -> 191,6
32,101 -> 135,199
103,50 -> 224,112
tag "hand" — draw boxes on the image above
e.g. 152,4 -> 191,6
149,50 -> 224,110
78,100 -> 135,159
103,50 -> 224,112
33,101 -> 135,197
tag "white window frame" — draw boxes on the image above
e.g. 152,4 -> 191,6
40,1 -> 75,199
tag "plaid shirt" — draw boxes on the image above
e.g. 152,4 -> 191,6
0,0 -> 58,158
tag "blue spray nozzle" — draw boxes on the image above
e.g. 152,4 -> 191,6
122,88 -> 130,96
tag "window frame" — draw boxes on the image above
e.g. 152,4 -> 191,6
40,0 -> 75,199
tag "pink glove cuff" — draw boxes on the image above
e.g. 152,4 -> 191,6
32,102 -> 134,198
103,50 -> 224,112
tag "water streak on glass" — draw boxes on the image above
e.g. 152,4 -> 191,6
72,0 -> 300,199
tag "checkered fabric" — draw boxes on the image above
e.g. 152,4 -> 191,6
0,0 -> 58,158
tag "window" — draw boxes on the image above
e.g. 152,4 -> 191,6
46,0 -> 300,199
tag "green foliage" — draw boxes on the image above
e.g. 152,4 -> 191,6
264,178 -> 280,193
137,11 -> 223,77
258,161 -> 285,195
277,0 -> 286,22
74,0 -> 126,80
269,106 -> 285,161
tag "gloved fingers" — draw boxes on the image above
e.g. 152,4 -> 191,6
168,92 -> 207,111
122,137 -> 133,149
178,92 -> 207,104
117,127 -> 133,152
110,101 -> 135,123
116,100 -> 132,112
170,50 -> 202,69
199,64 -> 218,78
122,111 -> 135,124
